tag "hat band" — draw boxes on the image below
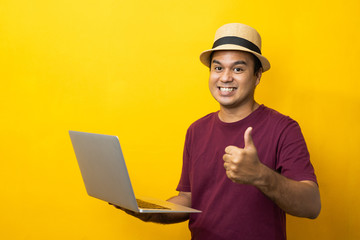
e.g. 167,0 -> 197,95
212,36 -> 261,54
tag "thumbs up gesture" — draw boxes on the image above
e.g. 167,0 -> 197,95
223,127 -> 263,185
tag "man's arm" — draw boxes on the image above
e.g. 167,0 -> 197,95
223,127 -> 321,219
111,191 -> 191,224
254,166 -> 320,219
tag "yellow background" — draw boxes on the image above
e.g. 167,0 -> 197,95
1,0 -> 359,239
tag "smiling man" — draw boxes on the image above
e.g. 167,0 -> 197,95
208,50 -> 261,121
113,23 -> 321,240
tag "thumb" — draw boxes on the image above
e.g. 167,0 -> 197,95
244,127 -> 255,149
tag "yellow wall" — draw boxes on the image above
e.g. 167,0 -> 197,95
1,0 -> 359,239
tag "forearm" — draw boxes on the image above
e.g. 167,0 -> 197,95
255,164 -> 321,219
142,211 -> 189,224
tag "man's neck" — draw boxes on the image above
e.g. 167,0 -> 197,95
218,101 -> 260,123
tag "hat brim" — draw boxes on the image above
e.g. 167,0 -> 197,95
200,44 -> 270,72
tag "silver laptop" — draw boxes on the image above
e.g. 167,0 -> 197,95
69,130 -> 201,213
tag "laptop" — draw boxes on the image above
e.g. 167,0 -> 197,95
69,130 -> 201,213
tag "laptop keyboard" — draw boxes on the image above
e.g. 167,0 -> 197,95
136,199 -> 170,209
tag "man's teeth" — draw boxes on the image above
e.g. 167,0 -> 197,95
220,87 -> 236,92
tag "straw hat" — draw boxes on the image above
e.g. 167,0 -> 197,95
200,23 -> 270,72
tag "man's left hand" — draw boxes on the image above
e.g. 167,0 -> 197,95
223,127 -> 264,185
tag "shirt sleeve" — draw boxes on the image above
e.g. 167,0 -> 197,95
176,127 -> 192,192
276,119 -> 318,184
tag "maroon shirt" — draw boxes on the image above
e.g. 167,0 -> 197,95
177,105 -> 317,240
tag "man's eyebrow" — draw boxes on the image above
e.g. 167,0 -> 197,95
212,59 -> 221,65
233,60 -> 247,65
211,59 -> 247,65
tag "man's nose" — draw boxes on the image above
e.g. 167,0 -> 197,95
220,69 -> 233,82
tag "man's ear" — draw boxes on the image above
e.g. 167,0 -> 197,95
255,68 -> 262,86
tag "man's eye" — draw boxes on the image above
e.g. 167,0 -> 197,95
214,66 -> 222,71
234,67 -> 243,73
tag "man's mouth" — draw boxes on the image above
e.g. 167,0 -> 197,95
218,87 -> 237,92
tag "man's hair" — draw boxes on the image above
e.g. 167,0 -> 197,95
209,51 -> 262,75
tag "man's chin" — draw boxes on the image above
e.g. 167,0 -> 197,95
219,102 -> 239,109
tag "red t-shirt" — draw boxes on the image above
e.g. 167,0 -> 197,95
177,105 -> 317,240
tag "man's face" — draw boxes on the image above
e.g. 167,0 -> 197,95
208,50 -> 262,110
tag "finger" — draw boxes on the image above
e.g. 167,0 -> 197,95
108,203 -> 132,213
223,153 -> 231,162
109,203 -> 124,210
244,127 -> 254,149
225,145 -> 237,154
224,162 -> 228,171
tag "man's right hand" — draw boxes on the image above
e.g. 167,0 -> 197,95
108,203 -> 154,222
109,192 -> 192,224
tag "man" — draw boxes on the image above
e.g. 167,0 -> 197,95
113,23 -> 321,240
